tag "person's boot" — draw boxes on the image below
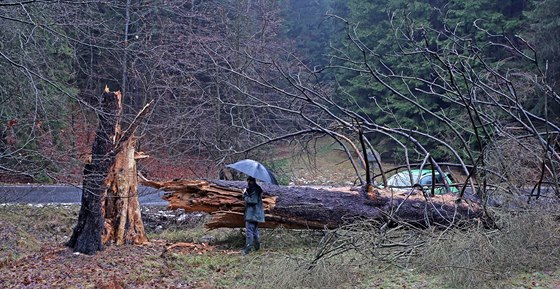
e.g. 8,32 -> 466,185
241,245 -> 251,256
254,240 -> 260,251
241,235 -> 253,255
242,243 -> 253,255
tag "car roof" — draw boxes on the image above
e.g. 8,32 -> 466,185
408,169 -> 441,175
387,169 -> 444,187
392,169 -> 442,177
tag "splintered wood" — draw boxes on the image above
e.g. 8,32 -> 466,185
140,178 -> 277,213
141,178 -> 483,230
103,137 -> 147,246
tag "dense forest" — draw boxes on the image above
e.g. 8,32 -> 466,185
1,0 -> 559,193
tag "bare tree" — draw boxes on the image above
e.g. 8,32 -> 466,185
1,0 -> 293,253
208,12 -> 559,204
0,1 -> 92,183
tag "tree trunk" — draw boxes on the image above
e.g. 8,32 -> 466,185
67,87 -> 151,254
66,88 -> 121,254
140,179 -> 483,230
102,137 -> 148,245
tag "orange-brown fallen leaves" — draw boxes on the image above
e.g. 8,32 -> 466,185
0,239 -> 238,289
163,242 -> 214,255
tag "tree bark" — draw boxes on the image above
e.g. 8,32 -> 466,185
140,178 -> 482,230
67,88 -> 121,254
67,87 -> 151,254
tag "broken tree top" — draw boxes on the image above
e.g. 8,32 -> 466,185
140,178 -> 482,229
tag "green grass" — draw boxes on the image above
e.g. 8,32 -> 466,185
264,138 -> 364,186
0,204 -> 77,263
2,204 -> 560,288
263,137 -> 406,187
413,210 -> 560,289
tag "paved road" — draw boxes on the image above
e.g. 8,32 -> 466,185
0,184 -> 167,206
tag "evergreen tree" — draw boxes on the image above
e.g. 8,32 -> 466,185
324,0 -> 530,161
525,0 -> 560,90
282,0 -> 336,70
0,2 -> 79,182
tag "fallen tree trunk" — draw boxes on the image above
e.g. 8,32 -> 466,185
141,178 -> 483,229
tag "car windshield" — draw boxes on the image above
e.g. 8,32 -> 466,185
419,174 -> 444,186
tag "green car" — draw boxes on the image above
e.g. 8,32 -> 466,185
385,169 -> 459,195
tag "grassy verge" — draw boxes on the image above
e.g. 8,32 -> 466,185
265,137 -> 378,186
414,210 -> 560,289
0,204 -> 77,263
1,204 -> 560,288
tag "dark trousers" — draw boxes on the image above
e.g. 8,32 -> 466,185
244,221 -> 260,252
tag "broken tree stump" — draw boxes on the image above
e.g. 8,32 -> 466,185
140,178 -> 482,230
67,86 -> 152,254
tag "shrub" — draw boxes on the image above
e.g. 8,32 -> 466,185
414,210 -> 560,289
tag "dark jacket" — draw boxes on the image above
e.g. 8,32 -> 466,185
244,184 -> 265,223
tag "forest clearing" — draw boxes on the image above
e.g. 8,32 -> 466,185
2,145 -> 560,288
2,0 -> 560,288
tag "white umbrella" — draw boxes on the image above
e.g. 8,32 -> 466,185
226,159 -> 278,185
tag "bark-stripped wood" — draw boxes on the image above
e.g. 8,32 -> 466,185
103,137 -> 148,245
141,178 -> 482,229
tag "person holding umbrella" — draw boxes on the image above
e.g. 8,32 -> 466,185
242,176 -> 265,255
226,159 -> 277,255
